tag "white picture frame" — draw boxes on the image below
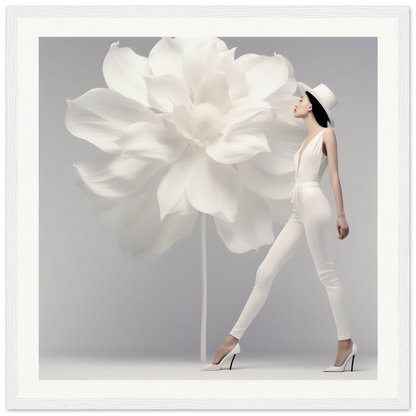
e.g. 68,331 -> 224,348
2,1 -> 414,415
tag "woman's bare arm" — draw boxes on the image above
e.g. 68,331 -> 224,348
323,128 -> 349,239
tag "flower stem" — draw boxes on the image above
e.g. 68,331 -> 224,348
200,212 -> 207,363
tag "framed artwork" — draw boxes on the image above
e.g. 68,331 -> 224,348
6,5 -> 409,410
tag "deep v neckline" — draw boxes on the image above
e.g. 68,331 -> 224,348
296,129 -> 326,178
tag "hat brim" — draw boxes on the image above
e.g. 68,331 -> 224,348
297,82 -> 335,127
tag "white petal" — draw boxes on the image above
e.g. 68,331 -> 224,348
267,54 -> 298,95
249,117 -> 307,176
214,186 -> 275,254
194,67 -> 232,114
186,150 -> 241,222
157,145 -> 201,220
219,97 -> 276,136
205,128 -> 271,164
70,150 -> 167,210
235,53 -> 296,101
214,47 -> 248,101
148,37 -> 185,78
117,192 -> 198,260
265,93 -> 300,118
143,73 -> 192,113
237,159 -> 295,200
156,104 -> 194,140
115,121 -> 189,165
102,41 -> 152,106
65,88 -> 161,154
173,37 -> 228,99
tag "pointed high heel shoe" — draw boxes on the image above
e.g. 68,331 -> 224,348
323,342 -> 358,372
200,343 -> 240,371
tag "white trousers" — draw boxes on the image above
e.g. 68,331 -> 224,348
229,179 -> 351,341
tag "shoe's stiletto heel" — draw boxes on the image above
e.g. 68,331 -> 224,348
201,343 -> 240,371
323,342 -> 358,372
229,353 -> 237,370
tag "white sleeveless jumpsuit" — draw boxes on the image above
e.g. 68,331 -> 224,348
229,129 -> 351,341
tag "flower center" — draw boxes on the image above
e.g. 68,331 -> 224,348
188,103 -> 222,145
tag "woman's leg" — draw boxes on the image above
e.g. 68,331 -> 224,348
211,210 -> 306,363
229,212 -> 306,340
300,188 -> 353,365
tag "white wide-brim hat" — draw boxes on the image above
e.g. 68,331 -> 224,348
297,82 -> 338,127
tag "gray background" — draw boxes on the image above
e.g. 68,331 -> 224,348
39,37 -> 377,377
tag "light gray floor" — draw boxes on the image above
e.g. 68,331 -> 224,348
40,354 -> 376,380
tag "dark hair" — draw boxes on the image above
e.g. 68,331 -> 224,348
305,91 -> 329,128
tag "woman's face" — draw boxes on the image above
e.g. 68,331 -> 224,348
294,94 -> 311,119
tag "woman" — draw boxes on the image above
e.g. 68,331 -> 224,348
201,83 -> 357,372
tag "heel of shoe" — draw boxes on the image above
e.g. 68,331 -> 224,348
229,354 -> 237,370
351,355 -> 355,372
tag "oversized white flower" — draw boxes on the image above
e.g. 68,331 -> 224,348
65,37 -> 306,260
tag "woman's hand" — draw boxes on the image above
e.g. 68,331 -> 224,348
337,214 -> 349,240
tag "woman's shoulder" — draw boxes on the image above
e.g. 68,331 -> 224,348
323,127 -> 336,138
322,127 -> 337,146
